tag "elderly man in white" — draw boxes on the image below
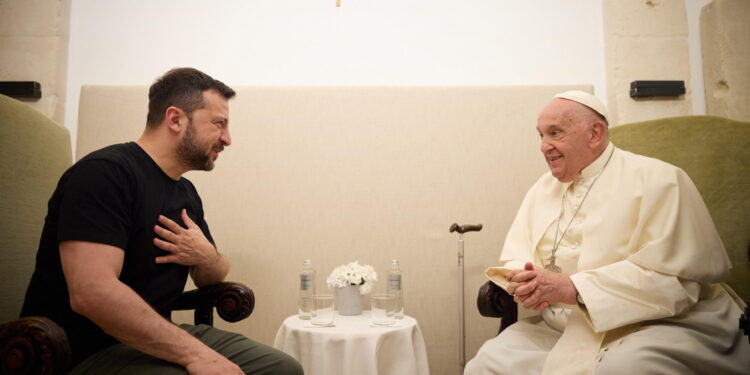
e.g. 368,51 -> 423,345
465,91 -> 750,374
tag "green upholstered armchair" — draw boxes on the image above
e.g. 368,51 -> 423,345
478,115 -> 750,339
0,94 -> 255,374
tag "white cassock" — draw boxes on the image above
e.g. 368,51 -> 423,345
466,142 -> 750,375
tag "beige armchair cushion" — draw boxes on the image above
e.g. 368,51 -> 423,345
0,94 -> 71,322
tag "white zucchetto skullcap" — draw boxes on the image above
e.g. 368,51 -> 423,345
553,90 -> 608,122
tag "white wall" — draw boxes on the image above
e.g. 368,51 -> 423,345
66,0 -> 607,152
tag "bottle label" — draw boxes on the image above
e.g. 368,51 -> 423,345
388,274 -> 401,290
300,274 -> 314,291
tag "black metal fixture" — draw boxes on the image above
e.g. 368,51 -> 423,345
0,81 -> 42,99
629,80 -> 685,98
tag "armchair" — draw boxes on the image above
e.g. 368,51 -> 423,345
0,283 -> 254,374
0,94 -> 255,374
477,115 -> 750,339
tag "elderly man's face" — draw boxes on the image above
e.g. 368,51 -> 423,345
536,99 -> 597,182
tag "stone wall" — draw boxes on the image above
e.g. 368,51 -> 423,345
603,0 -> 693,126
701,0 -> 750,122
3,1 -> 745,128
0,0 -> 70,125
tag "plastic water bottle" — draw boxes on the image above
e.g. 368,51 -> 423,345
387,259 -> 404,319
298,259 -> 316,320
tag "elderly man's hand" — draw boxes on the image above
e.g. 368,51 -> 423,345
506,262 -> 578,310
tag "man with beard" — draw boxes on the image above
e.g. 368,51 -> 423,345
20,68 -> 302,375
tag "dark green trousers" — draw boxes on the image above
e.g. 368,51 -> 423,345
70,324 -> 303,375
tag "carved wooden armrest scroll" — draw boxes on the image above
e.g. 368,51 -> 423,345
0,316 -> 71,375
740,302 -> 750,344
477,280 -> 518,335
171,282 -> 255,326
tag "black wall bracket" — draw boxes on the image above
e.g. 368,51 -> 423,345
0,81 -> 42,99
630,80 -> 685,98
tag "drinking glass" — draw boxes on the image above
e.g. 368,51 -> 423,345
370,293 -> 395,326
311,294 -> 335,326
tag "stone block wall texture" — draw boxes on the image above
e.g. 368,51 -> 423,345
0,0 -> 71,125
701,0 -> 750,122
2,0 -> 742,129
603,0 -> 693,126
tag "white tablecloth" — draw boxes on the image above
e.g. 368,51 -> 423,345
273,312 -> 430,375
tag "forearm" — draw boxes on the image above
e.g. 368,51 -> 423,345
190,251 -> 230,287
72,279 -> 218,367
571,260 -> 700,332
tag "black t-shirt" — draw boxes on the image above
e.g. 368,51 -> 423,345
21,142 -> 214,365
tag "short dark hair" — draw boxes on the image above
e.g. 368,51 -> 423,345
146,67 -> 236,127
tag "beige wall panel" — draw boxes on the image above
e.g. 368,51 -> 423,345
604,0 -> 687,36
0,0 -> 61,36
77,85 -> 589,374
0,35 -> 61,117
53,0 -> 70,126
701,0 -> 750,122
0,36 -> 60,85
603,0 -> 692,126
0,0 -> 70,124
607,37 -> 692,125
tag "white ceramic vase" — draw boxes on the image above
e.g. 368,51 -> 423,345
336,285 -> 363,316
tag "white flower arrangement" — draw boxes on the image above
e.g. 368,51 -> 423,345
326,261 -> 378,295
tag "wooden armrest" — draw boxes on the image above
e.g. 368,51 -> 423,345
171,282 -> 255,326
741,302 -> 750,344
0,316 -> 71,375
477,280 -> 518,334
